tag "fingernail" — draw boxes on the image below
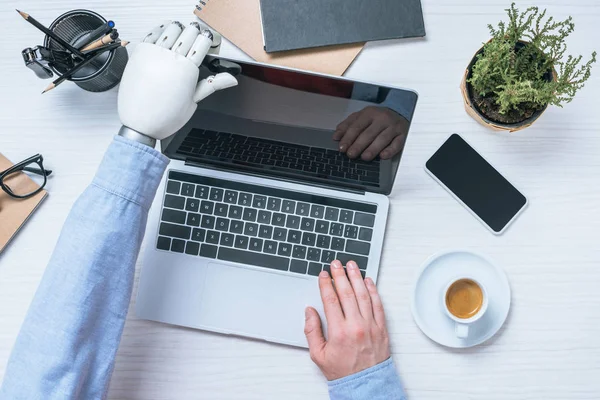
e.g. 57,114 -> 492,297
305,308 -> 311,319
347,261 -> 358,270
347,151 -> 354,158
319,271 -> 329,278
366,278 -> 374,285
331,260 -> 342,269
381,151 -> 389,159
339,144 -> 345,151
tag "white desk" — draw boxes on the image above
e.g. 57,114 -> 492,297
1,1 -> 599,399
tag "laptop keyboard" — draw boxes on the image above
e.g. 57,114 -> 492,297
175,129 -> 381,187
156,170 -> 377,278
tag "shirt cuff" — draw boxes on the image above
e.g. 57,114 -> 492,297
92,135 -> 170,210
327,358 -> 406,400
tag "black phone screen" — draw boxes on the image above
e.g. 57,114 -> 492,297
426,134 -> 527,233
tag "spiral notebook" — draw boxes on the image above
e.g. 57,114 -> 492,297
259,0 -> 426,53
193,0 -> 363,76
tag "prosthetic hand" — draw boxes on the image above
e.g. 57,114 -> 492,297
117,21 -> 238,145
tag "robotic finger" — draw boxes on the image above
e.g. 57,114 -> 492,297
173,23 -> 201,55
186,30 -> 213,66
142,21 -> 171,43
156,21 -> 184,48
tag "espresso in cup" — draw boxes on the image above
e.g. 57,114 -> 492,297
445,278 -> 484,319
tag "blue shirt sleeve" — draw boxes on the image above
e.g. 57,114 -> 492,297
328,358 -> 406,400
0,136 -> 169,400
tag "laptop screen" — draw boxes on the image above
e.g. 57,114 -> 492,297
164,56 -> 418,195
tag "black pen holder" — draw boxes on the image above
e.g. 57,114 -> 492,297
44,9 -> 128,92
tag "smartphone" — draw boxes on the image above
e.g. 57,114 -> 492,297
425,134 -> 527,234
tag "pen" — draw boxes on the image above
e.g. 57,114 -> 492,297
80,30 -> 119,52
42,41 -> 128,93
16,9 -> 85,59
77,20 -> 115,49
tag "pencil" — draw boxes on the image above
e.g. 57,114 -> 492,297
42,41 -> 128,94
80,31 -> 119,52
16,9 -> 85,59
77,21 -> 115,49
81,40 -> 124,55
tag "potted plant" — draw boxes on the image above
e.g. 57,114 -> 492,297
461,3 -> 596,132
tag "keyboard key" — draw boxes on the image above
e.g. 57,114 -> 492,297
162,208 -> 186,224
200,201 -> 214,214
185,241 -> 200,256
214,203 -> 228,217
185,198 -> 200,212
160,222 -> 191,239
331,237 -> 345,251
286,215 -> 301,229
287,230 -> 302,244
243,208 -> 257,222
166,180 -> 180,194
234,235 -> 249,249
308,262 -> 322,276
336,252 -> 368,270
277,243 -> 292,257
171,239 -> 185,253
181,183 -> 195,197
201,215 -> 215,229
257,210 -> 271,224
228,205 -> 243,219
290,259 -> 308,274
316,235 -> 331,249
344,225 -> 358,239
256,225 -> 272,239
220,232 -> 234,247
224,190 -> 238,204
310,205 -> 325,219
218,247 -> 289,271
354,212 -> 375,227
273,227 -> 287,241
238,192 -> 252,206
325,207 -> 339,221
345,239 -> 371,255
302,232 -> 317,246
301,218 -> 315,232
249,238 -> 264,252
164,195 -> 185,209
200,244 -> 218,258
215,218 -> 229,231
340,210 -> 353,223
195,185 -> 209,199
244,222 -> 258,236
359,227 -> 373,241
321,250 -> 335,264
264,240 -> 278,254
272,213 -> 286,226
230,220 -> 244,234
186,213 -> 201,227
157,236 -> 171,250
252,195 -> 266,209
191,228 -> 206,242
296,202 -> 310,216
206,230 -> 220,244
315,220 -> 329,234
292,245 -> 307,259
210,188 -> 224,202
307,248 -> 321,261
267,197 -> 281,211
282,200 -> 296,214
330,223 -> 344,236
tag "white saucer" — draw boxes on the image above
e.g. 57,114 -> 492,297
411,250 -> 511,348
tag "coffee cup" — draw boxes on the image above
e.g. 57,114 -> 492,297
443,277 -> 488,339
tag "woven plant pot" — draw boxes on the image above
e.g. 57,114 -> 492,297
461,43 -> 555,133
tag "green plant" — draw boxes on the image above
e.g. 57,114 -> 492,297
468,3 -> 596,116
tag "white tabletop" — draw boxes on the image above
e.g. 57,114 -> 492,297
1,1 -> 599,399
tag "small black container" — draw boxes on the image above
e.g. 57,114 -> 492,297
44,9 -> 128,92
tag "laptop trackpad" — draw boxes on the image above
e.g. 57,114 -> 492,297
199,263 -> 321,347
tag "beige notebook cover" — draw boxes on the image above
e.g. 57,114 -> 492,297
0,154 -> 47,254
194,0 -> 364,76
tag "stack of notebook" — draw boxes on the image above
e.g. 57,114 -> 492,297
194,0 -> 425,76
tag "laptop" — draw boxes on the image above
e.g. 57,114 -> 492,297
136,56 -> 418,347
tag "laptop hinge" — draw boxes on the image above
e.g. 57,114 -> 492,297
184,159 -> 367,196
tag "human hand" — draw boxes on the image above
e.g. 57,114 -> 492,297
333,106 -> 409,161
304,260 -> 390,381
118,21 -> 237,140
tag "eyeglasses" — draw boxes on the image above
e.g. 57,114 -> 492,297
0,154 -> 52,199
